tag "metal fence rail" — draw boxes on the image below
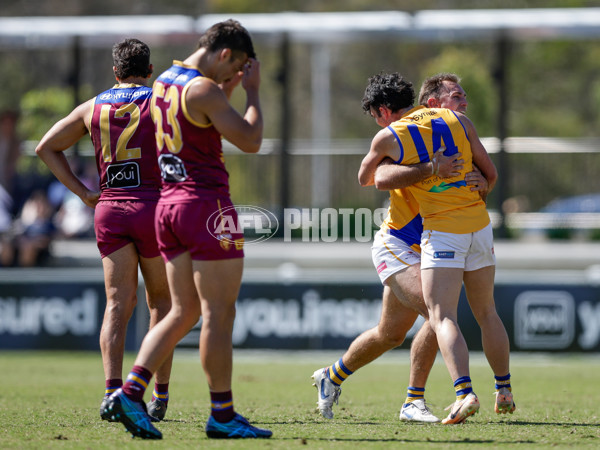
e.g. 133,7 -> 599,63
23,137 -> 600,234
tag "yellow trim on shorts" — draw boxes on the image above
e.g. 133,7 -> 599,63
382,240 -> 411,266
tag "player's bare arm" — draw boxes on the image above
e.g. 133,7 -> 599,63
456,112 -> 497,197
374,150 -> 465,191
358,128 -> 399,187
35,100 -> 100,208
186,58 -> 262,154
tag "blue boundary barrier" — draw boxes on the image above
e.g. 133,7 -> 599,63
0,272 -> 147,351
1,275 -> 599,352
180,281 -> 600,352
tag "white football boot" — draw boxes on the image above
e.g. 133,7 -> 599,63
311,368 -> 341,419
399,399 -> 440,423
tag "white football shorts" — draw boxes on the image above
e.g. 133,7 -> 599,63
371,229 -> 421,285
420,223 -> 495,271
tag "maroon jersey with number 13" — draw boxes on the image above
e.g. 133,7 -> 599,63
152,62 -> 230,203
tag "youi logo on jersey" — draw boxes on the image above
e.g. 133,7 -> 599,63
106,162 -> 141,188
158,154 -> 187,182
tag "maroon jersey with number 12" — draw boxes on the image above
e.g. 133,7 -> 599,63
89,83 -> 160,201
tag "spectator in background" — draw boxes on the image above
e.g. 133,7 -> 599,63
12,190 -> 55,266
0,110 -> 22,266
0,110 -> 21,200
0,185 -> 14,266
52,157 -> 97,239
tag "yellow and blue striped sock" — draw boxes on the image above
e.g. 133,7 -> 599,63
210,390 -> 235,423
122,365 -> 152,402
104,378 -> 122,397
453,376 -> 473,400
404,386 -> 425,406
152,383 -> 169,405
326,358 -> 353,386
494,373 -> 511,392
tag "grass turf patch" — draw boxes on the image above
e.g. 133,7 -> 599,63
0,350 -> 598,449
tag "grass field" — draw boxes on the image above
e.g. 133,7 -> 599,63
0,349 -> 598,449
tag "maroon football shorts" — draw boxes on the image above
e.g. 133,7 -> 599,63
155,198 -> 244,262
94,200 -> 160,259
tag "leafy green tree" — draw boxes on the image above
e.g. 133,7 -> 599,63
511,40 -> 600,137
420,47 -> 497,137
19,88 -> 78,141
17,86 -> 93,177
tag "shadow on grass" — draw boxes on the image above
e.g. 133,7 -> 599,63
500,420 -> 599,427
258,419 -> 597,444
155,419 -> 188,423
268,419 -> 599,428
287,437 -> 537,444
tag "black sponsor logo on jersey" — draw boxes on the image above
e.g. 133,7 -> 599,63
106,162 -> 141,188
159,154 -> 187,182
408,110 -> 438,122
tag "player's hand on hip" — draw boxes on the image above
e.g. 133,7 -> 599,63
81,190 -> 100,209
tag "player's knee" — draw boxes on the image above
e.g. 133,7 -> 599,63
203,302 -> 236,328
106,282 -> 137,303
170,303 -> 201,329
377,325 -> 407,348
385,334 -> 406,348
471,304 -> 499,323
147,294 -> 172,317
105,293 -> 137,318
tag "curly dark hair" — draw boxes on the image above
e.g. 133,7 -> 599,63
198,19 -> 256,60
112,38 -> 152,80
361,72 -> 414,116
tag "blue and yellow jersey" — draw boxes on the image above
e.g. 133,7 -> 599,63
380,188 -> 422,253
388,106 -> 489,234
